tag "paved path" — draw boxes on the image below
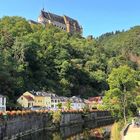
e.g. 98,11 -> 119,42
124,125 -> 140,140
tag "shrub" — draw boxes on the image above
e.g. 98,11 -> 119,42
52,110 -> 61,124
111,122 -> 121,140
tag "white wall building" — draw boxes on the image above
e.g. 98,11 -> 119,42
0,95 -> 6,112
70,96 -> 85,110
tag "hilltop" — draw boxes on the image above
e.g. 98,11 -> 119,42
0,16 -> 140,104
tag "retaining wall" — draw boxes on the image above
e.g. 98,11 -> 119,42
0,111 -> 114,140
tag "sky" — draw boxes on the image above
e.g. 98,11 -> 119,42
0,0 -> 140,37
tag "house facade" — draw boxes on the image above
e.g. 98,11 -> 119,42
32,91 -> 61,110
17,95 -> 34,108
17,91 -> 86,111
0,95 -> 6,112
86,96 -> 103,109
70,96 -> 85,110
17,91 -> 61,110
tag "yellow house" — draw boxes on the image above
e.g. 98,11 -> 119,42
23,91 -> 35,99
17,95 -> 34,108
17,91 -> 35,108
33,92 -> 61,109
34,92 -> 52,108
17,91 -> 61,109
34,96 -> 46,107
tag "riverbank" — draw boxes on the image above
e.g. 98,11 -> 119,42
0,110 -> 114,140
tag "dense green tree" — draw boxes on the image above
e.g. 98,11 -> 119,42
104,66 -> 137,124
1,16 -> 140,108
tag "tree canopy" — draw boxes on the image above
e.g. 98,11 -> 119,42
0,16 -> 140,109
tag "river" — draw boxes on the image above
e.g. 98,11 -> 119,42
19,121 -> 112,140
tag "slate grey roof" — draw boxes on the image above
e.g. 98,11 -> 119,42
70,96 -> 84,103
30,91 -> 60,99
64,15 -> 81,29
40,10 -> 65,24
28,20 -> 39,24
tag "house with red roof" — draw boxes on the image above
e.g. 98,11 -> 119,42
17,92 -> 34,108
85,96 -> 103,110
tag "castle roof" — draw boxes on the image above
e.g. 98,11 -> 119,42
40,10 -> 65,24
28,20 -> 39,25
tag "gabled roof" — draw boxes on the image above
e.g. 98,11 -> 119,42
23,96 -> 34,101
59,96 -> 68,102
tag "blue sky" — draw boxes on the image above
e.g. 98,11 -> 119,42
0,0 -> 140,37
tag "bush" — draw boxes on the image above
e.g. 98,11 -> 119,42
111,122 -> 121,140
52,110 -> 61,124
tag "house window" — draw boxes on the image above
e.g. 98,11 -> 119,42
51,105 -> 54,108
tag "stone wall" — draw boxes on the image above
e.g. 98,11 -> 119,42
60,112 -> 83,126
0,113 -> 50,140
0,111 -> 114,140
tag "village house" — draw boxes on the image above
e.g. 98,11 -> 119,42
17,92 -> 34,108
85,96 -> 103,110
17,91 -> 61,110
59,96 -> 69,110
0,95 -> 6,112
50,93 -> 61,110
17,91 -> 46,108
17,91 -> 87,111
70,96 -> 85,110
32,91 -> 61,110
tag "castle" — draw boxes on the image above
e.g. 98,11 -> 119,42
29,10 -> 82,34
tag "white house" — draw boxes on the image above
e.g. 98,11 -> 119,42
0,95 -> 6,112
70,96 -> 85,110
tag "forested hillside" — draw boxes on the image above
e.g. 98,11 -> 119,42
0,16 -> 140,104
